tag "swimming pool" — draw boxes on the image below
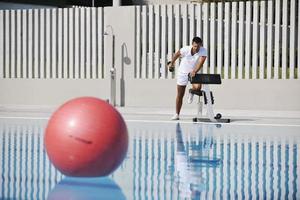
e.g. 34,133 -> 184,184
0,118 -> 299,199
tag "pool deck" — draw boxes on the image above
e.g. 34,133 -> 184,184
118,107 -> 300,126
0,105 -> 300,126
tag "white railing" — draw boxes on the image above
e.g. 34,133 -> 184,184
135,1 -> 299,79
0,1 -> 299,80
0,7 -> 104,79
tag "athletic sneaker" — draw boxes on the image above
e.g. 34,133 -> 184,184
187,90 -> 194,104
171,113 -> 180,120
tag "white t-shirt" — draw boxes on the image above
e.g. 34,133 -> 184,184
178,46 -> 207,73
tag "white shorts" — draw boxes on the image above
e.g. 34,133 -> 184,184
176,70 -> 203,86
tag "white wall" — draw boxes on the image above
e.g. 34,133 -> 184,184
0,79 -> 110,107
104,6 -> 136,106
125,79 -> 300,111
0,79 -> 299,111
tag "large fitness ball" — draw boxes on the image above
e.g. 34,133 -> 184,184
44,97 -> 128,177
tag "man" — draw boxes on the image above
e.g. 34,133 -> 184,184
168,37 -> 207,120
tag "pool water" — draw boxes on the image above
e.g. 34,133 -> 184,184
0,118 -> 299,199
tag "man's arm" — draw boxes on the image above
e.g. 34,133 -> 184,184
168,50 -> 181,68
190,56 -> 207,77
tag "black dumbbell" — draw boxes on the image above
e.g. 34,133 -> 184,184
214,113 -> 222,119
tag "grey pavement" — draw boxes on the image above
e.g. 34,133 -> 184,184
0,105 -> 299,126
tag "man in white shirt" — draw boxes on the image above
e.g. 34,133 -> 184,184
168,37 -> 207,120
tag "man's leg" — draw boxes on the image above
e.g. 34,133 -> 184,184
187,83 -> 201,104
192,83 -> 201,91
176,85 -> 186,115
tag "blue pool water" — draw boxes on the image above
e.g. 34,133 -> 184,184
0,118 -> 299,199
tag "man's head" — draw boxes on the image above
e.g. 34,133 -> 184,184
191,37 -> 203,52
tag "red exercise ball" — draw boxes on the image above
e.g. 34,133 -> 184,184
44,97 -> 128,177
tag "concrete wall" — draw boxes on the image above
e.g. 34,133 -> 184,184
1,79 -> 299,111
104,6 -> 136,106
0,79 -> 109,107
125,79 -> 300,111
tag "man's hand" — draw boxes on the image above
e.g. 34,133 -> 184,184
167,61 -> 175,72
190,70 -> 196,77
167,61 -> 174,68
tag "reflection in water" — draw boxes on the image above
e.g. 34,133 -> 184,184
174,123 -> 221,199
0,119 -> 299,199
47,177 -> 126,200
0,120 -> 63,200
130,122 -> 299,200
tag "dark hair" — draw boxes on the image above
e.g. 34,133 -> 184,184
192,37 -> 203,45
